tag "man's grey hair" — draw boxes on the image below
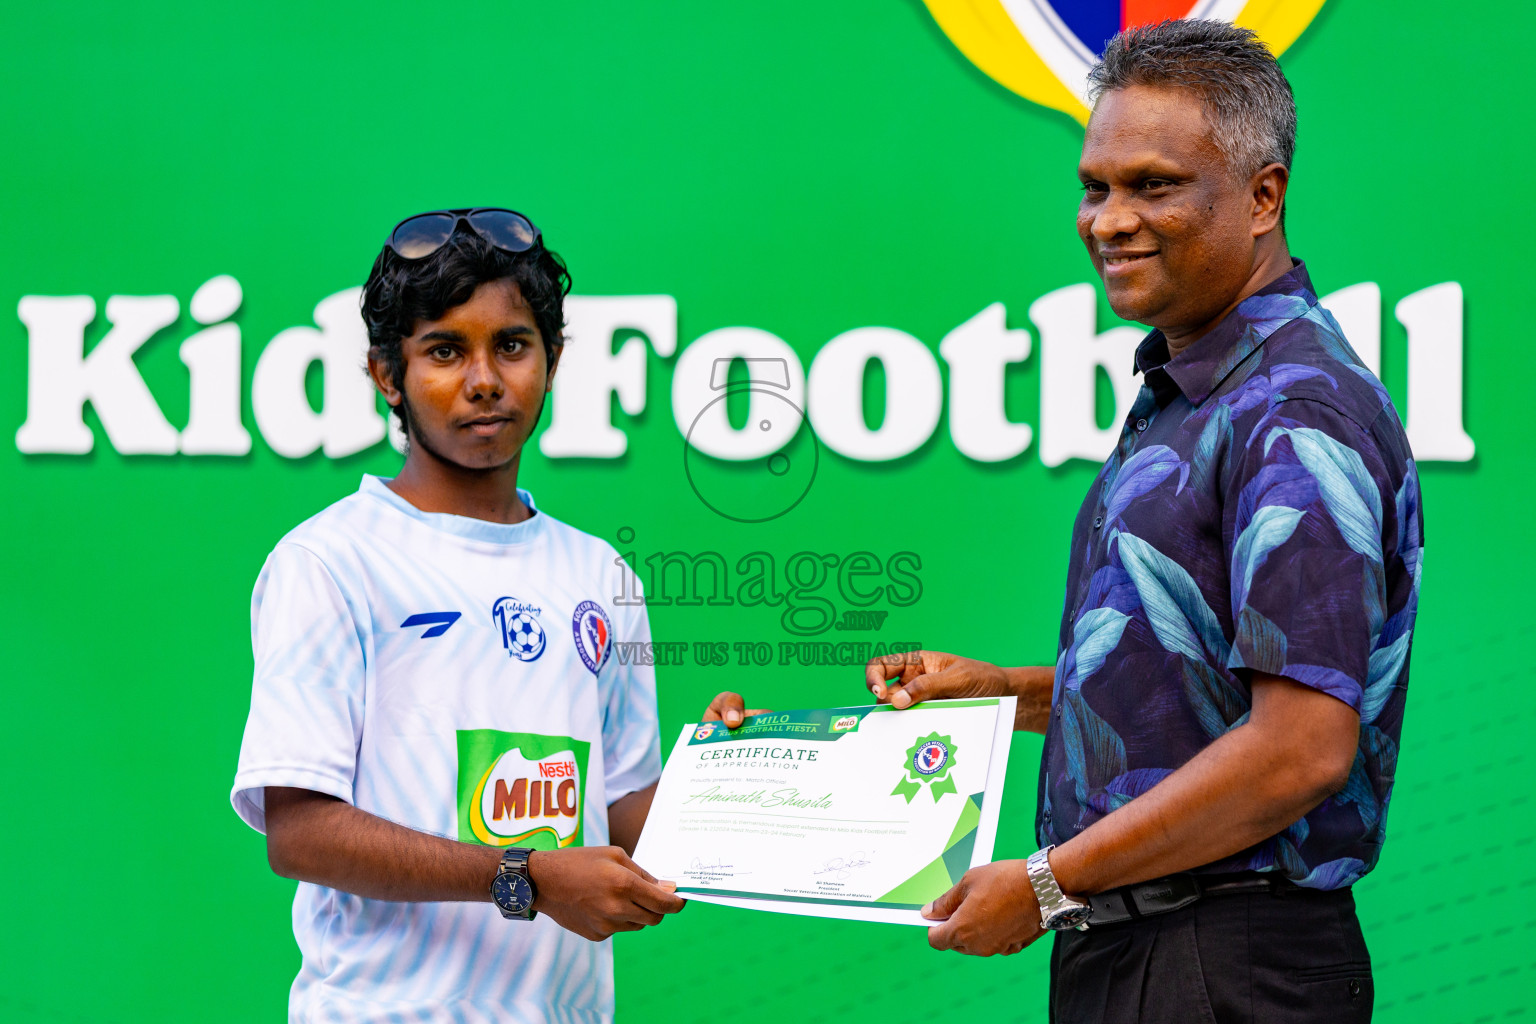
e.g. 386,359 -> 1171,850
1087,19 -> 1297,179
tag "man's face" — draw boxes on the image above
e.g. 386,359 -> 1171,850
387,278 -> 556,472
1077,84 -> 1261,337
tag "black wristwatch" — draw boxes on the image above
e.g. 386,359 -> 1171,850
490,847 -> 538,920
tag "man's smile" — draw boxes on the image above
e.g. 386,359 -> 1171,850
1099,250 -> 1158,276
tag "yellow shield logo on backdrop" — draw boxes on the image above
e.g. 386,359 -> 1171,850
923,0 -> 1327,124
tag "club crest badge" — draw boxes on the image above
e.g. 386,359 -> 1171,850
922,0 -> 1327,125
571,600 -> 614,675
492,596 -> 547,662
893,732 -> 959,803
694,722 -> 720,742
913,738 -> 950,775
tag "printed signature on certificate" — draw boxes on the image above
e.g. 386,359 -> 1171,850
813,853 -> 873,881
685,855 -> 749,883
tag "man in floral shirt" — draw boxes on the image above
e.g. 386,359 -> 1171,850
857,19 -> 1420,1024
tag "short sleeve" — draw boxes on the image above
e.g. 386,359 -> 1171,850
597,596 -> 661,803
230,544 -> 367,833
1227,399 -> 1393,711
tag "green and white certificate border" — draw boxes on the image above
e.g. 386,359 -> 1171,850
679,697 -> 1016,927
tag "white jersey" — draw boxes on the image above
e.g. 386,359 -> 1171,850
231,475 -> 660,1024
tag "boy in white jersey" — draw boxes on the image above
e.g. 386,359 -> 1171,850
232,209 -> 729,1023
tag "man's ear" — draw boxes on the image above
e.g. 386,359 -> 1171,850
367,349 -> 403,408
544,343 -> 563,393
1250,162 -> 1289,238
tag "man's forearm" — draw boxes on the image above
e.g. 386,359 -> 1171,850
1004,666 -> 1055,734
1047,676 -> 1356,895
266,787 -> 500,902
1050,725 -> 1324,894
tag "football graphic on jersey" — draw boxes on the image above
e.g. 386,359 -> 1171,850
492,596 -> 547,662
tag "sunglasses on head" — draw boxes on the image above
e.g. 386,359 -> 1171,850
385,207 -> 541,260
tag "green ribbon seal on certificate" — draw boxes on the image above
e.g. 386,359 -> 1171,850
893,732 -> 958,803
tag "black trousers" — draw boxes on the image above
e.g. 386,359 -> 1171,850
1049,885 -> 1373,1024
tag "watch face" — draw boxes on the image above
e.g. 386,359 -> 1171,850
1046,904 -> 1092,930
492,871 -> 534,915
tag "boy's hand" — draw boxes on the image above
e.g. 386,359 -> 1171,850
527,846 -> 685,941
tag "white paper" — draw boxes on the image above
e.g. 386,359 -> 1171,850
633,698 -> 1015,926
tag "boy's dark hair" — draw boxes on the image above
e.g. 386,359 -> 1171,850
1088,19 -> 1297,181
361,226 -> 572,436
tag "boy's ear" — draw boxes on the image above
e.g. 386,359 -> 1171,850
367,350 -> 402,407
544,343 -> 563,393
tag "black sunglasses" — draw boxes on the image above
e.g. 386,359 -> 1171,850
385,207 -> 541,260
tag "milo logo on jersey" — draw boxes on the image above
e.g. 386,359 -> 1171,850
457,729 -> 592,849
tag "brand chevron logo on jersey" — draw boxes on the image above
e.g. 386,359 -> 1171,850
922,0 -> 1326,124
492,596 -> 547,662
400,611 -> 461,638
571,601 -> 613,675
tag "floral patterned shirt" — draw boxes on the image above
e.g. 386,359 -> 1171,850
1037,260 -> 1423,890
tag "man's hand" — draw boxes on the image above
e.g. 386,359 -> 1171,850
922,859 -> 1046,957
865,650 -> 1011,709
702,691 -> 769,729
865,653 -> 1056,732
527,846 -> 685,941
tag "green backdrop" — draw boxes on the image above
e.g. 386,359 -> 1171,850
2,1 -> 1530,1020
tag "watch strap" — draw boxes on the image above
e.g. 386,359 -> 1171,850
499,846 -> 533,874
494,847 -> 538,921
1026,845 -> 1090,931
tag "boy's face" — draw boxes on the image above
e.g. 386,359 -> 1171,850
372,277 -> 557,472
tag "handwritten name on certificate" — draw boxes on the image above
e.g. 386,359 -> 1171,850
633,698 -> 1015,926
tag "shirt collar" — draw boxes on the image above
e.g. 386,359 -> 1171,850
359,474 -> 546,546
1133,259 -> 1319,406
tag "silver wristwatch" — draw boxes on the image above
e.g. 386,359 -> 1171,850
1026,846 -> 1091,931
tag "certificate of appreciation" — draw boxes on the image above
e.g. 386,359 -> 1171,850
632,697 -> 1015,926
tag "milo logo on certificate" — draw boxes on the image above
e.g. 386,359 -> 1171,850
457,729 -> 592,849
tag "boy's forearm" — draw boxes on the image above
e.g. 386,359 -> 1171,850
607,784 -> 656,857
265,787 -> 500,902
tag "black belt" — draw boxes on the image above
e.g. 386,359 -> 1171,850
1086,871 -> 1292,926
